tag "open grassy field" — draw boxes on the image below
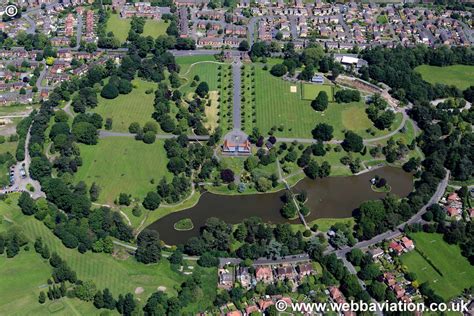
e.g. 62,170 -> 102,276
0,140 -> 17,155
301,83 -> 334,101
415,64 -> 474,90
178,59 -> 221,94
93,79 -> 157,133
106,14 -> 130,43
106,15 -> 167,42
74,138 -> 172,204
376,14 -> 388,24
401,232 -> 474,301
0,195 -> 217,311
0,104 -> 34,116
291,217 -> 355,234
176,55 -> 218,75
254,66 -> 402,139
314,147 -> 373,176
143,20 -> 168,38
0,249 -> 104,316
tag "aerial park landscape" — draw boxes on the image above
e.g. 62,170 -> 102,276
0,0 -> 473,315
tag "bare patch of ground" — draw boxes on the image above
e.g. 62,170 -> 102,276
204,91 -> 219,132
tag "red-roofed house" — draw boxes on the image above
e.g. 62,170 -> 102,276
329,286 -> 345,304
226,311 -> 242,316
447,192 -> 460,202
281,297 -> 292,306
447,206 -> 461,217
245,305 -> 259,314
255,266 -> 273,283
297,263 -> 313,276
389,241 -> 403,255
393,284 -> 406,299
223,139 -> 251,154
223,130 -> 251,156
401,237 -> 414,250
258,299 -> 274,311
383,272 -> 396,287
276,266 -> 295,280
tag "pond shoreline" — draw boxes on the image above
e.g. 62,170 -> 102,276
148,166 -> 413,245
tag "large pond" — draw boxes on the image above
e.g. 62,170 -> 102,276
148,167 -> 413,245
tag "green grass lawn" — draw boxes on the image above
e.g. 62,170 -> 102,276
74,138 -> 172,204
376,14 -> 388,24
106,15 -> 167,41
178,60 -> 221,95
176,55 -> 218,75
415,64 -> 474,90
371,118 -> 416,146
254,66 -> 402,139
0,140 -> 17,155
143,20 -> 168,38
314,147 -> 372,176
0,104 -> 35,116
401,232 -> 474,301
106,14 -> 131,43
0,249 -> 104,316
291,217 -> 354,234
301,83 -> 334,101
93,79 -> 157,133
0,195 -> 217,312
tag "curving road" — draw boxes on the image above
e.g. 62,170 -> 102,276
36,61 -> 49,92
24,13 -> 36,34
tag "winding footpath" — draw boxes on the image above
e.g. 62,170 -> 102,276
98,105 -> 410,147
